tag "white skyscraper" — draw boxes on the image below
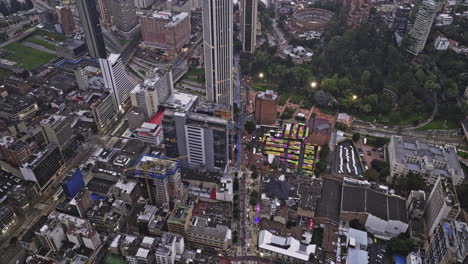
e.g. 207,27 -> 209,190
241,0 -> 257,53
407,0 -> 437,55
99,54 -> 134,110
202,0 -> 233,106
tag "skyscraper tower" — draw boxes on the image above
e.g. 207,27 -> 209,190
202,0 -> 233,106
407,0 -> 437,56
99,54 -> 134,110
241,0 -> 257,53
76,0 -> 107,59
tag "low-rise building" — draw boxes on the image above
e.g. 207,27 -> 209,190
258,230 -> 316,263
0,206 -> 16,234
187,216 -> 231,250
340,178 -> 408,240
0,94 -> 38,122
0,136 -> 33,166
388,135 -> 464,185
167,204 -> 192,237
434,35 -> 449,50
154,232 -> 185,264
435,14 -> 453,26
56,39 -> 87,60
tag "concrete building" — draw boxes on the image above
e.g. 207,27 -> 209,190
424,177 -> 460,236
167,204 -> 192,237
407,0 -> 437,55
435,14 -> 453,26
90,91 -> 117,129
0,206 -> 16,234
140,11 -> 191,58
202,0 -> 233,105
162,93 -> 231,173
340,178 -> 408,240
98,0 -> 112,28
392,5 -> 412,36
346,228 -> 369,264
241,0 -> 257,53
387,136 -> 465,185
132,155 -> 183,206
155,232 -> 185,264
135,0 -> 155,8
258,230 -> 316,263
56,5 -> 75,35
56,39 -> 87,60
130,74 -> 173,119
20,144 -> 63,189
407,190 -> 426,220
40,115 -> 74,152
100,53 -> 134,111
425,220 -> 468,264
110,0 -> 139,39
434,35 -> 449,50
0,94 -> 38,122
255,90 -> 277,125
187,216 -> 231,250
76,0 -> 107,59
113,179 -> 140,205
0,136 -> 33,166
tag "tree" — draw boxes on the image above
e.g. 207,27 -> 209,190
251,170 -> 258,179
424,80 -> 438,92
352,133 -> 360,142
445,81 -> 459,98
349,219 -> 366,231
233,178 -> 239,192
364,169 -> 380,182
244,121 -> 256,134
321,78 -> 338,96
249,190 -> 260,206
387,235 -> 416,255
395,173 -> 426,194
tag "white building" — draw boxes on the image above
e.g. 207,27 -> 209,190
130,74 -> 173,119
424,177 -> 460,236
155,232 -> 185,264
435,14 -> 453,26
91,91 -> 117,130
407,0 -> 437,55
202,0 -> 233,105
434,36 -> 449,50
135,122 -> 164,146
135,0 -> 155,8
100,53 -> 134,111
258,230 -> 316,263
387,136 -> 465,186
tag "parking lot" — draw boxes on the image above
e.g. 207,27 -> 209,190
368,238 -> 388,264
333,139 -> 363,177
356,140 -> 385,170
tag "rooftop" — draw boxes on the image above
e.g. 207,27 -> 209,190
188,216 -> 230,240
132,155 -> 179,180
168,204 -> 191,225
162,91 -> 197,112
258,230 -> 316,261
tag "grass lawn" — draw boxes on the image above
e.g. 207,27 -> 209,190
281,107 -> 295,119
251,83 -> 270,91
35,29 -> 66,42
105,254 -> 126,264
416,119 -> 459,131
301,100 -> 313,109
186,77 -> 204,84
278,94 -> 289,106
187,67 -> 205,76
458,150 -> 468,159
0,68 -> 12,82
289,95 -> 303,105
24,35 -> 56,50
4,43 -> 56,70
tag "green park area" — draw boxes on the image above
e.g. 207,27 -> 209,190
0,68 -> 11,82
185,67 -> 205,83
24,35 -> 56,50
4,42 -> 55,70
35,29 -> 66,42
105,254 -> 126,264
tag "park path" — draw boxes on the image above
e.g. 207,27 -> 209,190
21,41 -> 56,55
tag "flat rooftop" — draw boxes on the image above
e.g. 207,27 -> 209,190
162,91 -> 198,112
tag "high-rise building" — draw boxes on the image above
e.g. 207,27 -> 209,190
425,220 -> 468,264
90,91 -> 117,129
241,0 -> 257,53
100,54 -> 134,111
0,136 -> 33,166
40,115 -> 74,152
162,93 -> 231,173
110,0 -> 139,38
130,74 -> 174,119
407,0 -> 437,55
202,0 -> 233,105
98,0 -> 112,28
140,11 -> 191,58
76,0 -> 107,59
132,155 -> 184,206
392,5 -> 412,36
255,90 -> 277,125
20,144 -> 64,189
56,6 -> 75,36
155,232 -> 185,264
424,177 -> 460,236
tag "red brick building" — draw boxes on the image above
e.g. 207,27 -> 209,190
0,136 -> 33,166
140,11 -> 191,58
56,6 -> 76,36
254,90 -> 277,125
344,0 -> 371,27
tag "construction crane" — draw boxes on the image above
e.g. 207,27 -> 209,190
122,155 -> 188,175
